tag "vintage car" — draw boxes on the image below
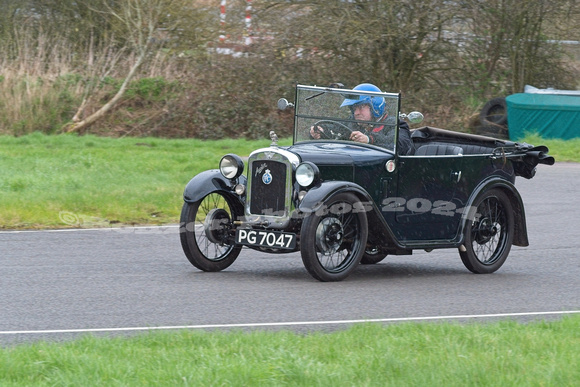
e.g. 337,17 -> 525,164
180,84 -> 554,281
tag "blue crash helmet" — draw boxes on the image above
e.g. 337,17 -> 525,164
340,83 -> 385,118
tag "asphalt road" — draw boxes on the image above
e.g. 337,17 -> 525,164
1,163 -> 579,345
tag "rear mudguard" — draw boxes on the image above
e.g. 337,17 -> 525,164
298,181 -> 403,249
460,177 -> 529,247
183,169 -> 246,204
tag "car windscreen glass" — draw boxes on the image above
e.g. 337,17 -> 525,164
293,85 -> 400,153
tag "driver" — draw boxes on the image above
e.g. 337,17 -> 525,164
309,83 -> 413,155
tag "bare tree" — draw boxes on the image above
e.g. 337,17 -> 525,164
257,0 -> 457,92
457,0 -> 576,96
63,0 -> 181,133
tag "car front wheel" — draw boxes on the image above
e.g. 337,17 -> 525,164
180,192 -> 242,272
459,189 -> 514,274
300,193 -> 368,281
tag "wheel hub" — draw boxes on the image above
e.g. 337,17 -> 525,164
316,217 -> 344,254
475,218 -> 499,245
204,208 -> 231,244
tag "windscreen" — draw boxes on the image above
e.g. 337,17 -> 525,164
293,85 -> 400,153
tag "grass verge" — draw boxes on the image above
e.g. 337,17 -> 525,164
519,133 -> 580,163
0,133 -> 290,229
0,133 -> 576,229
1,316 -> 578,386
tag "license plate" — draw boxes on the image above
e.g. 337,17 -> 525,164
235,229 -> 296,250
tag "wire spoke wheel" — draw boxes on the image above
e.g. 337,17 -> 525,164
460,189 -> 514,274
180,192 -> 241,271
301,193 -> 368,281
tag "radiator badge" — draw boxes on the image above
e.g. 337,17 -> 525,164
255,163 -> 267,176
262,169 -> 272,185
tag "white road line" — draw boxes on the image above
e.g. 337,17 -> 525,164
1,310 -> 578,335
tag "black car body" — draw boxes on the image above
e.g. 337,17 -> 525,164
180,85 -> 554,281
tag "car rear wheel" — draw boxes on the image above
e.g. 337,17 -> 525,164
180,192 -> 242,272
300,193 -> 368,281
459,189 -> 514,274
360,247 -> 387,264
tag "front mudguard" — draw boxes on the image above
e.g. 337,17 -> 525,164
298,181 -> 371,213
297,181 -> 402,249
183,169 -> 246,207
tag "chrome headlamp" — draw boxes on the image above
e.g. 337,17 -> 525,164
219,154 -> 244,180
295,161 -> 320,188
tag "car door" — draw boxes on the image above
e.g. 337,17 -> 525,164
386,150 -> 465,242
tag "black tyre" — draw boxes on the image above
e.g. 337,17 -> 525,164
300,193 -> 368,281
480,97 -> 508,127
180,192 -> 242,272
460,189 -> 514,274
360,247 -> 387,265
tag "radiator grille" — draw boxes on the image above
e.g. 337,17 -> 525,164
249,160 -> 287,215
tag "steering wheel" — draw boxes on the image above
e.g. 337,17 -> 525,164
312,120 -> 353,140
